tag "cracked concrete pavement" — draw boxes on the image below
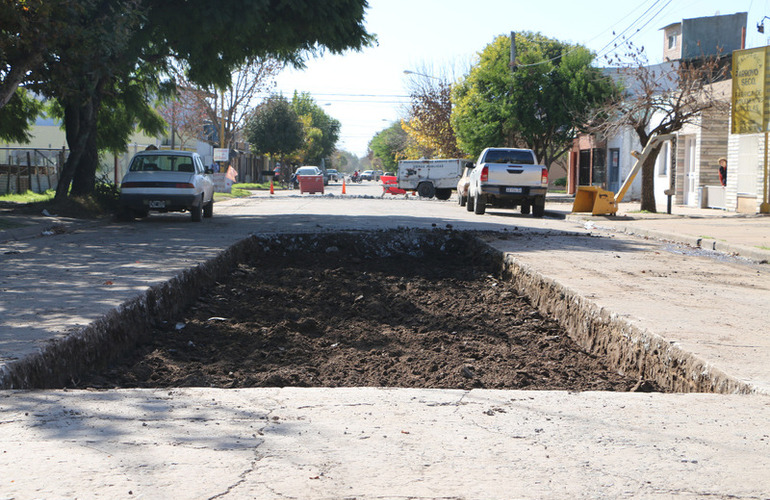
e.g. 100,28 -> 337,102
1,182 -> 769,498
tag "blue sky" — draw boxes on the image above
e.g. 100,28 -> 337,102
274,0 -> 769,157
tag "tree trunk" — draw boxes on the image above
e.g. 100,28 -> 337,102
55,101 -> 87,200
639,144 -> 662,212
71,110 -> 100,196
55,93 -> 100,200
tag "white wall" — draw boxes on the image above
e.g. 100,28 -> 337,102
607,128 -> 643,200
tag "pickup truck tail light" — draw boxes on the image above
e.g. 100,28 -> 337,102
541,167 -> 548,185
480,166 -> 488,182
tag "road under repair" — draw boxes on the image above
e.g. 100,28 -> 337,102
0,189 -> 768,498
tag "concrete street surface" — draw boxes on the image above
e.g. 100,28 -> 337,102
1,180 -> 769,499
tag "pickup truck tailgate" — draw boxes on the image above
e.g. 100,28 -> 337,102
487,164 -> 542,185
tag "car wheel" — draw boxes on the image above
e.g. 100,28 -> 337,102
520,203 -> 531,215
417,182 -> 436,198
466,191 -> 475,211
191,197 -> 203,222
532,196 -> 546,218
458,191 -> 466,206
474,192 -> 486,214
203,199 -> 213,218
435,188 -> 452,200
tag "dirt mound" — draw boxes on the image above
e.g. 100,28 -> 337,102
76,233 -> 659,391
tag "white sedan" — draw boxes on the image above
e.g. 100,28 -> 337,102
119,150 -> 215,221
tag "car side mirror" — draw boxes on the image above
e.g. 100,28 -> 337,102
204,167 -> 213,174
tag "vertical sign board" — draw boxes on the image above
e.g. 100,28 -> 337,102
732,47 -> 768,134
732,46 -> 770,212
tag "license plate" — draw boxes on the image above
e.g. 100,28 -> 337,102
505,187 -> 522,194
148,200 -> 166,208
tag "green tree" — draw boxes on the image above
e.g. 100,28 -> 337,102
290,91 -> 341,164
0,88 -> 43,143
331,149 -> 361,173
245,94 -> 304,172
368,122 -> 410,170
6,0 -> 373,200
452,32 -> 616,166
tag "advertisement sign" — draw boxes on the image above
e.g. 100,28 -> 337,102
732,47 -> 770,134
213,148 -> 229,162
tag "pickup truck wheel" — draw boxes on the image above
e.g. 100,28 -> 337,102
474,193 -> 486,214
520,203 -> 531,215
532,196 -> 546,217
466,192 -> 475,211
417,182 -> 436,198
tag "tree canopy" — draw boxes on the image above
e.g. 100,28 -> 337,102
1,0 -> 373,199
402,75 -> 462,158
290,91 -> 341,165
452,32 -> 616,166
368,122 -> 410,170
245,95 -> 304,163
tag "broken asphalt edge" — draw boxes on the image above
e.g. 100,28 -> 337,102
0,229 -> 761,395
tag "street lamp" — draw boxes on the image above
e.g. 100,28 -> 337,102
403,69 -> 441,80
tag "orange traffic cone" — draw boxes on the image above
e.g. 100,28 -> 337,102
270,180 -> 274,195
342,179 -> 346,194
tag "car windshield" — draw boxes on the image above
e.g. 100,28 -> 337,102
129,154 -> 196,173
483,150 -> 535,164
296,167 -> 318,175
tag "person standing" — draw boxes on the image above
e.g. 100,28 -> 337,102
718,157 -> 727,187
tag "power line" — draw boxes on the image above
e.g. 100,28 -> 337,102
593,0 -> 667,59
515,0 -> 672,69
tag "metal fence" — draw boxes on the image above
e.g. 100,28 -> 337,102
0,148 -> 65,195
1,145 -> 275,195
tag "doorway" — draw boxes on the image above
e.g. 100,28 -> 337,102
683,136 -> 697,206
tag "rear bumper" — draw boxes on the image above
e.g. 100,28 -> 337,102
120,192 -> 202,212
480,185 -> 547,199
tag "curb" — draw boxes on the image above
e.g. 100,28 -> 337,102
609,225 -> 770,263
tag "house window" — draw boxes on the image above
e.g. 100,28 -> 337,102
668,35 -> 676,49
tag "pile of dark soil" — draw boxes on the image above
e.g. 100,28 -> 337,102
77,234 -> 659,392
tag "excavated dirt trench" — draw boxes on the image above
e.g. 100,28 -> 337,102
72,231 -> 663,392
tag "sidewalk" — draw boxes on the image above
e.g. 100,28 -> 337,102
552,197 -> 770,262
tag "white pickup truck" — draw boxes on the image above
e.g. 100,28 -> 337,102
397,158 -> 472,200
467,147 -> 548,217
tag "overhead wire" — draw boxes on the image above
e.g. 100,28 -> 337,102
514,0 -> 673,69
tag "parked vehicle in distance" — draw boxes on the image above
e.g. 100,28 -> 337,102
360,170 -> 375,181
372,169 -> 384,181
456,164 -> 474,206
467,148 -> 548,217
119,150 -> 214,222
398,158 -> 470,200
326,169 -> 339,182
